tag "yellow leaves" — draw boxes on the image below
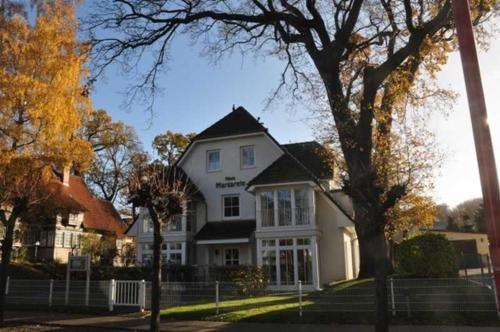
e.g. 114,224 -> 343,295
0,0 -> 91,162
0,0 -> 93,204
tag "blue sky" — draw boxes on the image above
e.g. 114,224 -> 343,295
79,4 -> 500,209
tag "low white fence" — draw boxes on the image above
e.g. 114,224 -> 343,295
4,276 -> 499,316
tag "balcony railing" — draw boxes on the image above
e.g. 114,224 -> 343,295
260,207 -> 310,227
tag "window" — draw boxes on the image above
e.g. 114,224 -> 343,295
207,150 -> 221,172
169,253 -> 182,265
143,215 -> 154,233
142,254 -> 152,266
260,191 -> 274,227
68,213 -> 80,226
225,248 -> 239,266
295,189 -> 310,225
169,242 -> 182,250
297,248 -> 313,285
240,146 -> 255,168
223,195 -> 240,218
279,249 -> 294,285
262,250 -> 277,284
278,189 -> 292,226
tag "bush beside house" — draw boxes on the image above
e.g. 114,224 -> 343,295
395,233 -> 459,278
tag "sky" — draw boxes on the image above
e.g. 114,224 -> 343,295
80,5 -> 500,209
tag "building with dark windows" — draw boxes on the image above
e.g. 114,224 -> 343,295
125,106 -> 359,290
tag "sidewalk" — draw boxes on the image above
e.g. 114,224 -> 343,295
5,310 -> 500,332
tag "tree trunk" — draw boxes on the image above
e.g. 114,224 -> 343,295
0,211 -> 17,324
367,231 -> 389,332
353,200 -> 390,332
148,206 -> 163,332
357,230 -> 376,278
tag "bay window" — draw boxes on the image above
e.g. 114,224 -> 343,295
260,188 -> 311,227
259,237 -> 314,287
277,190 -> 292,226
260,191 -> 274,227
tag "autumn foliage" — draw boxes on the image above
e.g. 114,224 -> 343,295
0,0 -> 93,322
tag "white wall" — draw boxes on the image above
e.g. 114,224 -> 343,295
316,192 -> 353,285
179,133 -> 283,222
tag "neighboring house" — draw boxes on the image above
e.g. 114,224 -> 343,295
6,168 -> 127,263
126,106 -> 359,290
430,230 -> 489,257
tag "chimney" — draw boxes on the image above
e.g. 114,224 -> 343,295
63,165 -> 71,186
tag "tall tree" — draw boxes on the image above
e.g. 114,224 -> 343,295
86,1 -> 496,331
152,131 -> 196,165
82,109 -> 142,204
0,0 -> 93,322
129,162 -> 196,332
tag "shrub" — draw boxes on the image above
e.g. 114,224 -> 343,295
395,233 -> 458,278
229,265 -> 268,295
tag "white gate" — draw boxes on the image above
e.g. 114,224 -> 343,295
112,280 -> 145,310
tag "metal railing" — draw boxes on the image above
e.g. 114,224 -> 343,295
4,277 -> 498,316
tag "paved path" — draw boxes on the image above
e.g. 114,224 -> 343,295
5,310 -> 500,332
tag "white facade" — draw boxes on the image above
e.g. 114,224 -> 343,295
126,108 -> 359,290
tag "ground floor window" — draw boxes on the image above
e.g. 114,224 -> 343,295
224,248 -> 239,266
143,241 -> 185,266
260,237 -> 314,286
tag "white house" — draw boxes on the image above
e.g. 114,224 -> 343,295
126,106 -> 359,290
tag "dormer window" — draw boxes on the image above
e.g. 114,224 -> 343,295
68,213 -> 81,226
240,145 -> 255,168
207,149 -> 221,172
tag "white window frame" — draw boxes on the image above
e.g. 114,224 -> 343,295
222,194 -> 240,220
206,149 -> 221,172
240,145 -> 256,169
224,248 -> 239,266
143,215 -> 154,233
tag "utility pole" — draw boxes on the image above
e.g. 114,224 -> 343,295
451,0 -> 500,309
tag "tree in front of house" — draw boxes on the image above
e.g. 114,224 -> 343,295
82,109 -> 143,205
0,0 -> 93,323
86,1 -> 496,330
152,131 -> 196,165
80,233 -> 118,265
129,162 -> 197,332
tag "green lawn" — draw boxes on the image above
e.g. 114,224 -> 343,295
160,278 -> 500,325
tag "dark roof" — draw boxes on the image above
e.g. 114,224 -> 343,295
247,141 -> 333,187
283,141 -> 333,179
195,220 -> 256,241
247,153 -> 315,187
195,107 -> 267,140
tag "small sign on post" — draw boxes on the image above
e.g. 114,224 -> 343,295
66,253 -> 91,306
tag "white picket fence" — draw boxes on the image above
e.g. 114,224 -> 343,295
5,277 -> 146,311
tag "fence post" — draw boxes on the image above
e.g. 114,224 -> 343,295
298,280 -> 303,317
487,255 -> 492,276
48,279 -> 53,307
139,280 -> 146,312
108,279 -> 115,312
390,277 -> 396,317
5,276 -> 9,295
405,288 -> 411,318
215,281 -> 219,315
491,274 -> 500,318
